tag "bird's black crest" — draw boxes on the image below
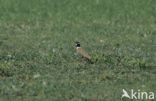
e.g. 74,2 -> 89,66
75,42 -> 80,47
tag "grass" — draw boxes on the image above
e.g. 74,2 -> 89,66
0,0 -> 156,101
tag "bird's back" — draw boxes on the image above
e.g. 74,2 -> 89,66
77,47 -> 91,59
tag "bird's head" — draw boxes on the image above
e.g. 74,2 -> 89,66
75,42 -> 80,47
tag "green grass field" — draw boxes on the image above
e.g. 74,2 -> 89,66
0,0 -> 156,101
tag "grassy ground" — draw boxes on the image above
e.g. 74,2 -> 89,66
0,0 -> 156,101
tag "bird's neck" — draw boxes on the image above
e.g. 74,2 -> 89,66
76,47 -> 80,49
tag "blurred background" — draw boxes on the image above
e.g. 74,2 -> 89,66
0,0 -> 155,101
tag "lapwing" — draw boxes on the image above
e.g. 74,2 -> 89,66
75,42 -> 92,61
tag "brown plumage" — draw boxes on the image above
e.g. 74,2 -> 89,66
77,47 -> 91,59
75,42 -> 91,60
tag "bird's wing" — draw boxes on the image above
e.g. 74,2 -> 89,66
77,47 -> 91,59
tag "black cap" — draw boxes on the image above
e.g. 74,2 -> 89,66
75,42 -> 80,47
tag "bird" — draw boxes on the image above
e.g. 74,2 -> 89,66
75,42 -> 92,60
